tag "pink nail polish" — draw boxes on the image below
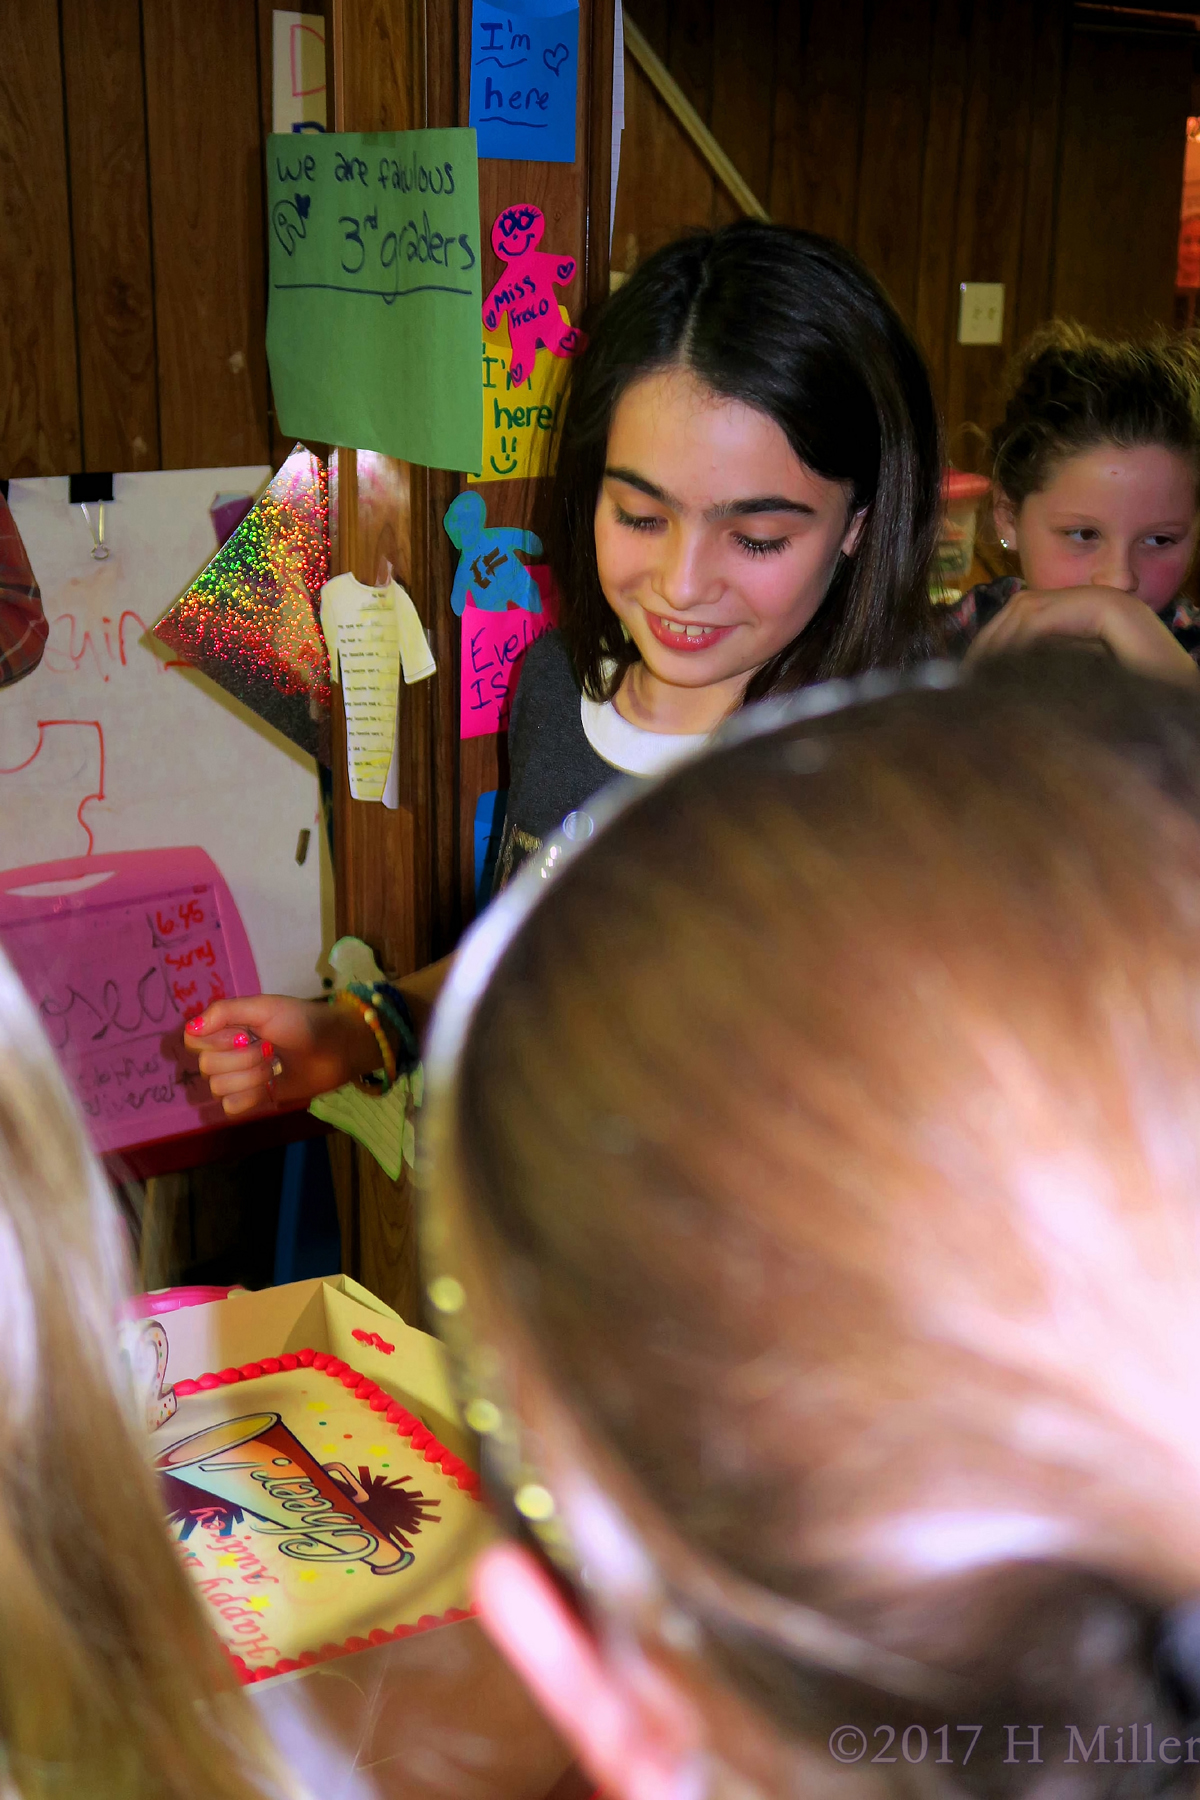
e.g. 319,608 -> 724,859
232,1032 -> 251,1049
185,1017 -> 204,1034
260,1040 -> 275,1060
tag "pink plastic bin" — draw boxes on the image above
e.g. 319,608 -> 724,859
0,847 -> 258,1157
122,1285 -> 243,1320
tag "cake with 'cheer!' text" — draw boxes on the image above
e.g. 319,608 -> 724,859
154,1343 -> 490,1682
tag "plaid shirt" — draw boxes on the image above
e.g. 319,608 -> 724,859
949,576 -> 1200,664
0,494 -> 47,687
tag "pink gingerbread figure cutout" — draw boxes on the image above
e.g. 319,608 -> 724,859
482,204 -> 587,387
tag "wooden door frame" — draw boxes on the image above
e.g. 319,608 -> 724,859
319,0 -> 614,1316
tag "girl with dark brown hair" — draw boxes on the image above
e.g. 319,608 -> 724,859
423,650 -> 1200,1800
185,219 -> 945,1112
186,309 -> 1200,1119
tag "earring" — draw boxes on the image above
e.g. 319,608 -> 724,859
999,537 -> 1010,550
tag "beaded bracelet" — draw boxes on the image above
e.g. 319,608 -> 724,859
330,988 -> 397,1095
345,979 -> 420,1075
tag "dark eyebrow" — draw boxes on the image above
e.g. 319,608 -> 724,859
605,466 -> 680,507
707,495 -> 815,519
604,467 -> 815,519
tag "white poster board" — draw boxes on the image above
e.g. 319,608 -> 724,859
2,471 -> 332,998
272,10 -> 327,134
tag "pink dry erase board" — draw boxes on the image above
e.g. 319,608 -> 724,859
0,847 -> 259,1156
122,1285 -> 242,1319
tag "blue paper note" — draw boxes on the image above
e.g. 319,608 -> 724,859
474,789 -> 508,907
469,0 -> 579,164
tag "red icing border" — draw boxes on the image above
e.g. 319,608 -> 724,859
351,1328 -> 395,1354
169,1347 -> 482,1684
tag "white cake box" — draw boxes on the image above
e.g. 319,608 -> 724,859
130,1277 -> 575,1799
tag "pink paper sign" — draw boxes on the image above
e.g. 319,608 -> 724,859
0,847 -> 259,1156
461,598 -> 553,739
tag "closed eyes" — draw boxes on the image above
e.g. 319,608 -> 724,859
733,533 -> 789,557
614,505 -> 789,557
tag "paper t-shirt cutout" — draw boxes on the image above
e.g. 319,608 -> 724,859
444,491 -> 542,616
470,307 -> 571,483
310,1074 -> 416,1181
461,598 -> 553,739
481,205 -> 586,386
469,0 -> 580,165
321,576 -> 435,804
331,595 -> 398,803
308,936 -> 420,1179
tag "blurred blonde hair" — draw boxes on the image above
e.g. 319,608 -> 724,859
0,948 -> 298,1799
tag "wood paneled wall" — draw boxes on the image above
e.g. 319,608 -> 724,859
0,0 -> 320,478
7,0 -> 1192,469
1052,26 -> 1194,337
614,0 -> 1196,443
2,5 -> 83,477
322,0 -> 613,1320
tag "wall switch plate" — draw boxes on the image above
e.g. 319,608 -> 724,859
958,281 -> 1005,345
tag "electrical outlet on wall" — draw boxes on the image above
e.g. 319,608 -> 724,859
958,282 -> 1005,345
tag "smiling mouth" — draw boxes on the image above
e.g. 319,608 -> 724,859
644,611 -> 734,651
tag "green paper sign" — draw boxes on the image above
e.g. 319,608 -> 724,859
266,129 -> 483,473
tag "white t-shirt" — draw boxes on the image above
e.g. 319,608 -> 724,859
579,683 -> 708,777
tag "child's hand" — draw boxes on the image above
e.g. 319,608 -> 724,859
183,995 -> 382,1118
965,586 -> 1200,688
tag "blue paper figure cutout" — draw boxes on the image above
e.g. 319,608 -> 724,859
444,491 -> 543,616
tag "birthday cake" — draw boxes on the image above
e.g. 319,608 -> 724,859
153,1345 -> 490,1682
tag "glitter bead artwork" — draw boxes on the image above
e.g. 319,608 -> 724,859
153,445 -> 332,758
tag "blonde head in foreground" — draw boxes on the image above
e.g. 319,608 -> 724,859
426,650 -> 1200,1800
0,948 -> 298,1798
